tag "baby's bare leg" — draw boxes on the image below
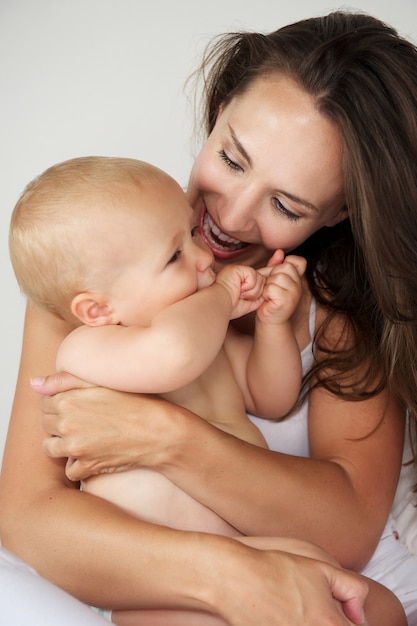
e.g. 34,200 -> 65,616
238,535 -> 341,565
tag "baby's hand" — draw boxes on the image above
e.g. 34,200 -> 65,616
257,254 -> 306,325
215,265 -> 266,319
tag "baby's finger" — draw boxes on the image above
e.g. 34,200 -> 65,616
257,265 -> 275,278
283,254 -> 307,276
267,262 -> 302,286
267,249 -> 285,267
30,372 -> 93,396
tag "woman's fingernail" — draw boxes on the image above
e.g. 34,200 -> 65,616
30,376 -> 46,387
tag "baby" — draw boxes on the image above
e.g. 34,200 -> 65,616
9,156 -> 305,536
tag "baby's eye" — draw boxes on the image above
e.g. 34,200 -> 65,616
219,149 -> 242,172
168,250 -> 182,264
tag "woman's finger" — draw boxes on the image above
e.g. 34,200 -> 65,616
30,371 -> 94,396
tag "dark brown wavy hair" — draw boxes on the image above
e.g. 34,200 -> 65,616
192,11 -> 417,481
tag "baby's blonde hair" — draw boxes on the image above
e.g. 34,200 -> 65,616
9,156 -> 166,321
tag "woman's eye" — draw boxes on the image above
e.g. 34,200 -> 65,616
273,198 -> 300,222
168,250 -> 182,264
219,149 -> 242,172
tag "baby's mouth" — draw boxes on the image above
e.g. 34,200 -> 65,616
199,208 -> 252,258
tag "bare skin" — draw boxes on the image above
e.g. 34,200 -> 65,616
111,538 -> 405,626
0,74 -> 407,624
39,281 -> 404,570
0,302 -> 378,626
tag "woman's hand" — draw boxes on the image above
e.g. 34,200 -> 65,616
114,554 -> 369,626
211,545 -> 369,626
113,539 -> 370,626
32,372 -> 179,481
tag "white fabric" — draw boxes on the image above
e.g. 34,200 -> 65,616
361,519 -> 417,626
0,547 -> 109,625
392,426 -> 417,555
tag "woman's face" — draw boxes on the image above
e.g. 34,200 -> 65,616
187,74 -> 346,270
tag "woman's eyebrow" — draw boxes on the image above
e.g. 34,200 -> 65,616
279,190 -> 320,213
229,124 -> 320,213
229,125 -> 252,166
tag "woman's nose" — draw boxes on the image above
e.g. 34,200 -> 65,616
218,192 -> 258,233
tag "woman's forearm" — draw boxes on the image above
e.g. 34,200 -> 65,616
1,475 -> 241,614
2,477 -> 211,610
2,470 -> 372,626
0,304 -> 222,610
154,392 -> 403,571
39,381 -> 401,571
157,414 -> 364,562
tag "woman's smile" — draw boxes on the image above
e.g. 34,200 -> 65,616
198,205 -> 255,260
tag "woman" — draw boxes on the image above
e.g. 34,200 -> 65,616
1,10 -> 416,625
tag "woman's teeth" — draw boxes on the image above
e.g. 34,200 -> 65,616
203,211 -> 247,251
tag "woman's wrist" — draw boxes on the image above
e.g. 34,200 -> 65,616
150,399 -> 208,473
184,534 -> 253,617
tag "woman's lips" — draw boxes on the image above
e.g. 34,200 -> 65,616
199,207 -> 254,260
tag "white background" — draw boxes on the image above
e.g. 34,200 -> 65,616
1,0 -> 416,466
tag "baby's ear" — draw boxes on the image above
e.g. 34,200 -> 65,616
70,293 -> 117,327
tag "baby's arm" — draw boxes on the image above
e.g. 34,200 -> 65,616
56,267 -> 264,394
225,255 -> 306,418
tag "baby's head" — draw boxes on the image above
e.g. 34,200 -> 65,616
9,156 -> 192,324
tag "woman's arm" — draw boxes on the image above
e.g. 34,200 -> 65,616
157,386 -> 403,571
148,305 -> 405,569
0,304 -> 212,609
111,537 -> 406,626
0,304 -> 371,626
39,349 -> 404,571
0,304 -> 249,611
